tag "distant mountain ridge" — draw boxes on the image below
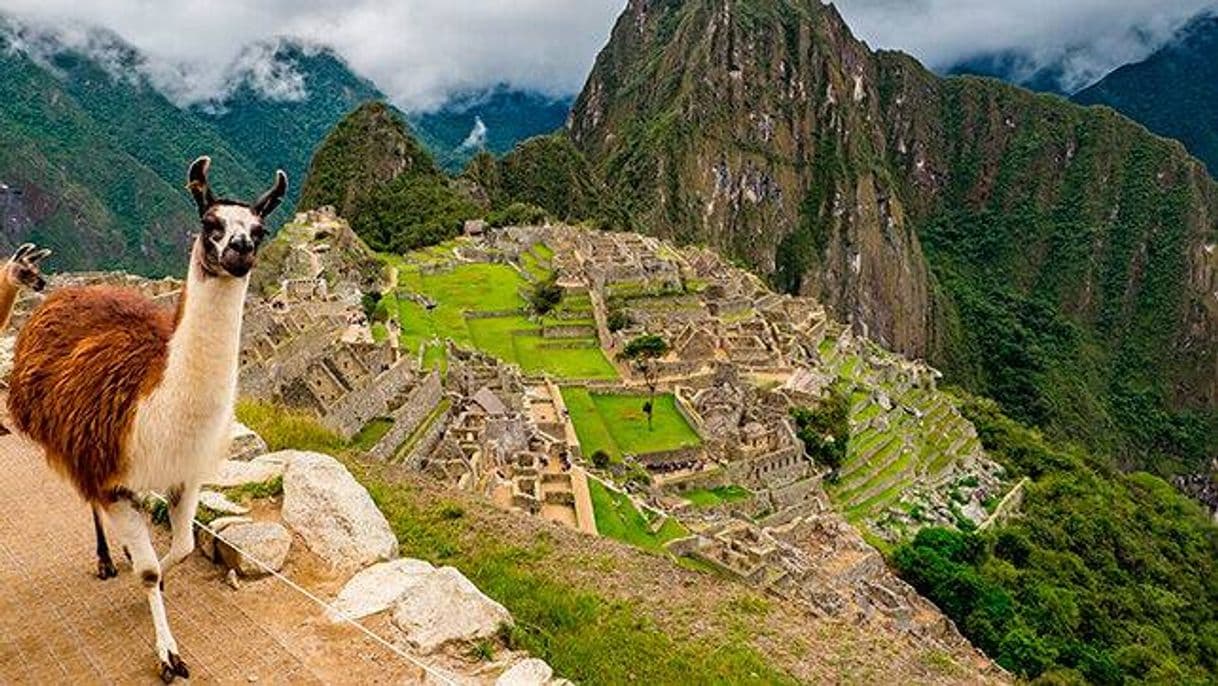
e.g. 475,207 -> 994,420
1074,11 -> 1218,174
0,13 -> 572,271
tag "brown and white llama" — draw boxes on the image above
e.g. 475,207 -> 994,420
0,242 -> 52,329
8,157 -> 286,683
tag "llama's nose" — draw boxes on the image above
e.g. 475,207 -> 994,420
229,235 -> 254,255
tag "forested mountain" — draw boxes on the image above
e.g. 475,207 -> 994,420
0,18 -> 263,274
566,0 -> 1218,478
1074,12 -> 1218,175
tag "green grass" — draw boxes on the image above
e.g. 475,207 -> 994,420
236,399 -> 348,455
561,387 -> 622,459
563,389 -> 702,459
385,256 -> 616,380
351,418 -> 395,452
683,485 -> 752,508
350,465 -> 795,684
587,479 -> 688,552
590,393 -> 701,456
222,475 -> 284,504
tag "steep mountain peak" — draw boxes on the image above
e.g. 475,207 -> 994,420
571,0 -> 1218,477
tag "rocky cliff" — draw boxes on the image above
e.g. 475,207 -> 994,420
569,0 -> 1218,469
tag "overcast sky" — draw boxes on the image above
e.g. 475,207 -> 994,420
0,0 -> 1214,110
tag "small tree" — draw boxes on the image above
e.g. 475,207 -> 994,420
590,449 -> 611,470
620,334 -> 669,431
530,277 -> 563,315
791,386 -> 850,473
606,306 -> 631,332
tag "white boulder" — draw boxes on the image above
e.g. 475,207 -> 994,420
280,451 -> 398,572
199,490 -> 251,516
391,566 -> 512,654
327,558 -> 436,622
217,521 -> 292,577
206,455 -> 285,489
495,659 -> 554,686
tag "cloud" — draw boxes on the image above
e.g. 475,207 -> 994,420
0,0 -> 625,111
1,1 -> 1212,109
836,0 -> 1218,92
459,117 -> 489,150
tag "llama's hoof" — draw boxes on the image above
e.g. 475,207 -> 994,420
96,558 -> 118,580
159,651 -> 189,682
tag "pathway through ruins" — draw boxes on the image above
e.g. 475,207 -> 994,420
0,433 -> 428,685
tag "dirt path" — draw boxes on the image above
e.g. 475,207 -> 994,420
0,434 -> 431,685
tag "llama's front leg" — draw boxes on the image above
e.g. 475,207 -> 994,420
159,483 -> 199,577
106,498 -> 190,683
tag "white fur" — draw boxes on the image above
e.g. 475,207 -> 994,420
125,209 -> 255,492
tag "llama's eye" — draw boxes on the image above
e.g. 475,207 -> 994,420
202,218 -> 223,238
250,225 -> 265,242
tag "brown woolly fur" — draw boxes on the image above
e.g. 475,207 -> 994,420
8,286 -> 173,502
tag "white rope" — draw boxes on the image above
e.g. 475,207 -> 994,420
146,491 -> 460,686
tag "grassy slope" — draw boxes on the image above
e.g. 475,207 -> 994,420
237,398 -> 994,684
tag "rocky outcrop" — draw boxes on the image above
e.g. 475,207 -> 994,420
390,564 -> 513,654
280,451 -> 399,571
327,558 -> 437,621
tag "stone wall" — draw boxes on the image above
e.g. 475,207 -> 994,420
366,371 -> 444,461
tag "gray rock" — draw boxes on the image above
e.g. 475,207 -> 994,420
198,516 -> 253,561
216,521 -> 292,577
228,421 -> 269,461
391,566 -> 512,654
495,658 -> 553,686
327,558 -> 436,622
280,451 -> 398,572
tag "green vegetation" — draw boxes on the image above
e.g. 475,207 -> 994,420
222,476 -> 285,505
683,485 -> 752,508
619,334 -> 670,431
791,387 -> 850,472
350,417 -> 394,452
350,464 -> 796,684
892,396 -> 1218,683
235,399 -> 348,455
562,388 -> 700,460
298,102 -> 479,253
383,254 -> 615,380
528,277 -> 563,315
587,478 -> 688,552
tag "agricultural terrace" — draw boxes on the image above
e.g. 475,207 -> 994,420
561,388 -> 702,461
377,241 -> 617,380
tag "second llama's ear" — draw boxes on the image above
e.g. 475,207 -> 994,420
187,156 -> 216,217
252,170 -> 289,218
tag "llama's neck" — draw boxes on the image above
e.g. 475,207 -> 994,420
161,243 -> 249,407
0,276 -> 18,331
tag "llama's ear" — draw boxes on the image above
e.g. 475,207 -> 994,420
186,156 -> 216,217
28,248 -> 52,264
11,243 -> 34,261
252,170 -> 288,218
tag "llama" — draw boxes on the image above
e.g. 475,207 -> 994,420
0,242 -> 52,330
8,157 -> 286,683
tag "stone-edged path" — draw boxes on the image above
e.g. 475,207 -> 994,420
0,434 -> 427,685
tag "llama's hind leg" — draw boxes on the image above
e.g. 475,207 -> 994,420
106,498 -> 190,683
159,483 -> 199,578
92,505 -> 118,580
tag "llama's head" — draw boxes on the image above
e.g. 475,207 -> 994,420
187,156 -> 288,279
5,243 -> 52,292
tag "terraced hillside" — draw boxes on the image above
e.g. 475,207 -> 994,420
819,333 -> 1003,539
